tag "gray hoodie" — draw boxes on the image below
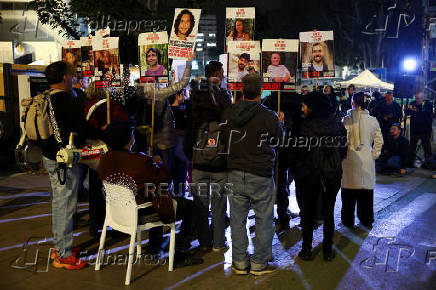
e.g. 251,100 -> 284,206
222,100 -> 283,177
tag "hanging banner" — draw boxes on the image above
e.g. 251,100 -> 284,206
261,39 -> 298,91
80,37 -> 94,77
138,32 -> 169,83
225,7 -> 255,51
92,37 -> 121,88
62,40 -> 82,77
168,8 -> 201,60
299,30 -> 335,79
227,41 -> 261,90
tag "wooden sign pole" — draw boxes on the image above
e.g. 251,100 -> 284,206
106,87 -> 111,125
149,82 -> 156,156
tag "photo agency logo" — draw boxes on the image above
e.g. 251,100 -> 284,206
360,237 -> 415,272
87,15 -> 168,35
10,236 -> 166,272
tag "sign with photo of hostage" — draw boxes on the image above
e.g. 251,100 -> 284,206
92,37 -> 121,88
62,40 -> 82,77
225,7 -> 255,49
227,41 -> 261,90
299,30 -> 335,79
80,37 -> 94,77
262,39 -> 298,91
168,8 -> 201,60
138,32 -> 169,84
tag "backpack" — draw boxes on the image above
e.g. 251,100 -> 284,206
21,89 -> 62,142
192,121 -> 226,170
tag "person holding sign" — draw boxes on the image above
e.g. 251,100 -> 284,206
228,19 -> 250,41
308,42 -> 329,73
174,9 -> 195,41
267,53 -> 291,82
145,48 -> 168,77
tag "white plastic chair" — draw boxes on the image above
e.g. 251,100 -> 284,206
95,181 -> 177,285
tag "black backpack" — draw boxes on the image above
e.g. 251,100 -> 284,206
192,121 -> 226,170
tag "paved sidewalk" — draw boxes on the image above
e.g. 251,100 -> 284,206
0,170 -> 435,289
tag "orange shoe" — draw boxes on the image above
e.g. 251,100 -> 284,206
50,247 -> 81,260
50,247 -> 80,260
52,255 -> 87,270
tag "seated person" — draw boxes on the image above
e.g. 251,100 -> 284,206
377,123 -> 410,175
98,121 -> 199,265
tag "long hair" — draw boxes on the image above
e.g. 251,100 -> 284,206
232,19 -> 246,40
352,92 -> 370,110
146,47 -> 161,65
174,9 -> 195,37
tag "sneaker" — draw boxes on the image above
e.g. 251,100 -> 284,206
298,249 -> 314,261
212,246 -> 229,252
50,247 -> 81,260
323,249 -> 336,262
52,255 -> 87,270
231,264 -> 249,275
250,264 -> 277,276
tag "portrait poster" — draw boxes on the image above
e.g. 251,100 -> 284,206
168,8 -> 201,60
227,41 -> 261,90
299,30 -> 335,79
138,32 -> 169,83
92,37 -> 121,88
80,37 -> 94,77
61,40 -> 82,77
225,7 -> 255,51
262,39 -> 298,91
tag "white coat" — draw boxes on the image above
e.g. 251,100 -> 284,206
342,109 -> 384,190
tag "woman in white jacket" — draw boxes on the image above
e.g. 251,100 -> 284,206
341,92 -> 384,228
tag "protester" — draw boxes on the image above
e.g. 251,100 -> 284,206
169,89 -> 190,197
377,123 -> 410,175
222,73 -> 282,275
341,92 -> 384,229
291,91 -> 347,262
42,61 -> 102,269
368,91 -> 383,117
405,91 -> 433,165
83,81 -> 129,236
323,85 -> 338,116
301,85 -> 310,96
263,91 -> 301,231
185,60 -> 231,252
339,84 -> 354,115
373,92 -> 403,139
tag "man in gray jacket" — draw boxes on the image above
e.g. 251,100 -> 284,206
222,73 -> 283,276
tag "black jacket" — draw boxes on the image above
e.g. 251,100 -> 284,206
42,90 -> 102,160
222,100 -> 283,177
405,100 -> 433,135
374,100 -> 403,130
291,113 -> 347,184
383,135 -> 410,168
184,82 -> 232,169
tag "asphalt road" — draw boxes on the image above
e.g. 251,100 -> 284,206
0,169 -> 435,290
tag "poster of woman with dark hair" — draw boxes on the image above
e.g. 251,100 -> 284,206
138,31 -> 169,83
168,8 -> 201,60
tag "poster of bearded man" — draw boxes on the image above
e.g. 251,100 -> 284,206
299,30 -> 335,79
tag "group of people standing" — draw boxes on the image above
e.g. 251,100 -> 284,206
39,57 -> 433,276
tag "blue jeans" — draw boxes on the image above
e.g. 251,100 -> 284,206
191,169 -> 227,248
387,156 -> 402,170
42,157 -> 80,258
228,170 -> 275,271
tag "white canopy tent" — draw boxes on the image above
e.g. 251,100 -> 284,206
336,70 -> 394,91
